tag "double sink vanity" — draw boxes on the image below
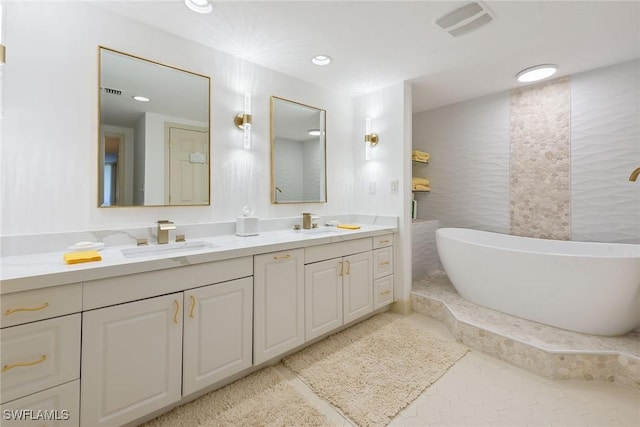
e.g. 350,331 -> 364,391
0,221 -> 396,426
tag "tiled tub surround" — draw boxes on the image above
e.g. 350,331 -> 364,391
411,272 -> 640,391
510,77 -> 572,240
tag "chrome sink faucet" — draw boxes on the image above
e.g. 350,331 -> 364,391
157,220 -> 176,244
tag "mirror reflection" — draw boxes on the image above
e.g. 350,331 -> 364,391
271,96 -> 327,204
98,47 -> 210,207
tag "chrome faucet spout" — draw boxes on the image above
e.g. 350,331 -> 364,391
157,220 -> 176,244
629,167 -> 640,182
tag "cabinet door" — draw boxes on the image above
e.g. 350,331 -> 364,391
253,249 -> 304,365
183,277 -> 253,396
305,258 -> 343,341
343,251 -> 373,324
81,293 -> 183,427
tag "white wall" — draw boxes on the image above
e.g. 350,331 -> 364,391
353,81 -> 412,311
0,2 -> 356,235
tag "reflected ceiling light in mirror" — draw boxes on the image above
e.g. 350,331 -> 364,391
132,95 -> 150,102
364,118 -> 379,161
311,55 -> 332,66
234,92 -> 252,149
516,64 -> 558,83
184,0 -> 213,14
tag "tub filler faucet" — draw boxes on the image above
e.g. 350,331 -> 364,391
629,167 -> 640,182
157,220 -> 176,244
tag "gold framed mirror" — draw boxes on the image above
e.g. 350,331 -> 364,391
270,96 -> 327,204
98,47 -> 211,207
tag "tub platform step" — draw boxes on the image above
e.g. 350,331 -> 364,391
412,271 -> 640,391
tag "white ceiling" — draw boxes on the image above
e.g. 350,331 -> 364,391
94,0 -> 640,113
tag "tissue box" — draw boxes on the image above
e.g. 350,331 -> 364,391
236,216 -> 258,237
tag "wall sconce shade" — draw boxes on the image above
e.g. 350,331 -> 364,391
234,92 -> 252,149
364,118 -> 379,161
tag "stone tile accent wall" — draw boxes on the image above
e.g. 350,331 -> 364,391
510,78 -> 571,240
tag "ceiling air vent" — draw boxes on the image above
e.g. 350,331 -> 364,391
102,87 -> 122,96
435,2 -> 493,37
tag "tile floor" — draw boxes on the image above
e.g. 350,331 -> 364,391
274,313 -> 640,427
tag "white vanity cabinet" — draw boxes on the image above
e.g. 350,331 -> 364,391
80,257 -> 254,427
342,251 -> 374,324
81,293 -> 183,427
182,277 -> 253,395
0,283 -> 82,427
253,249 -> 305,365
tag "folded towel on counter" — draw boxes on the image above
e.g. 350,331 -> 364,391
63,250 -> 102,265
412,184 -> 431,192
412,177 -> 430,186
337,224 -> 361,230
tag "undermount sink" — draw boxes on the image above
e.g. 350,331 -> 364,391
121,241 -> 217,259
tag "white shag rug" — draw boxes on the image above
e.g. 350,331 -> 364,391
141,366 -> 330,427
283,313 -> 469,427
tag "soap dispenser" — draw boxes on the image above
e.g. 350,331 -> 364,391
236,206 -> 259,237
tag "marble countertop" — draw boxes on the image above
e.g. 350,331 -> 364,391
0,224 -> 396,294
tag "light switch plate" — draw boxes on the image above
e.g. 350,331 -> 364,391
390,180 -> 398,193
369,181 -> 376,194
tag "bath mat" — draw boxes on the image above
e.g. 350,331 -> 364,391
283,313 -> 469,427
141,366 -> 330,427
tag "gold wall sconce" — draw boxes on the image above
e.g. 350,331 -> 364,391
234,92 -> 252,149
365,118 -> 379,161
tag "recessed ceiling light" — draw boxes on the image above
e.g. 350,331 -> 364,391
311,55 -> 332,66
133,96 -> 150,102
516,64 -> 558,83
184,0 -> 213,14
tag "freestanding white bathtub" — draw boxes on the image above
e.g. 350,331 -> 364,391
436,228 -> 640,336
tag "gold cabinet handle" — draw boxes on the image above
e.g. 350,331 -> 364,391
190,295 -> 196,319
379,261 -> 390,266
380,290 -> 391,296
2,355 -> 47,373
4,302 -> 49,316
378,239 -> 390,244
173,300 -> 180,325
345,260 -> 351,275
273,254 -> 291,261
338,261 -> 343,277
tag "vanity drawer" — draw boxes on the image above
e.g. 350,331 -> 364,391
374,275 -> 394,309
373,247 -> 394,279
372,234 -> 393,249
0,380 -> 79,426
1,284 -> 82,329
0,314 -> 81,404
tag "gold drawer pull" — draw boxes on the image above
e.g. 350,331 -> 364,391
2,355 -> 47,373
273,254 -> 291,261
380,290 -> 391,296
379,261 -> 390,266
338,261 -> 343,277
378,239 -> 390,244
173,300 -> 180,325
190,295 -> 196,319
4,302 -> 49,316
